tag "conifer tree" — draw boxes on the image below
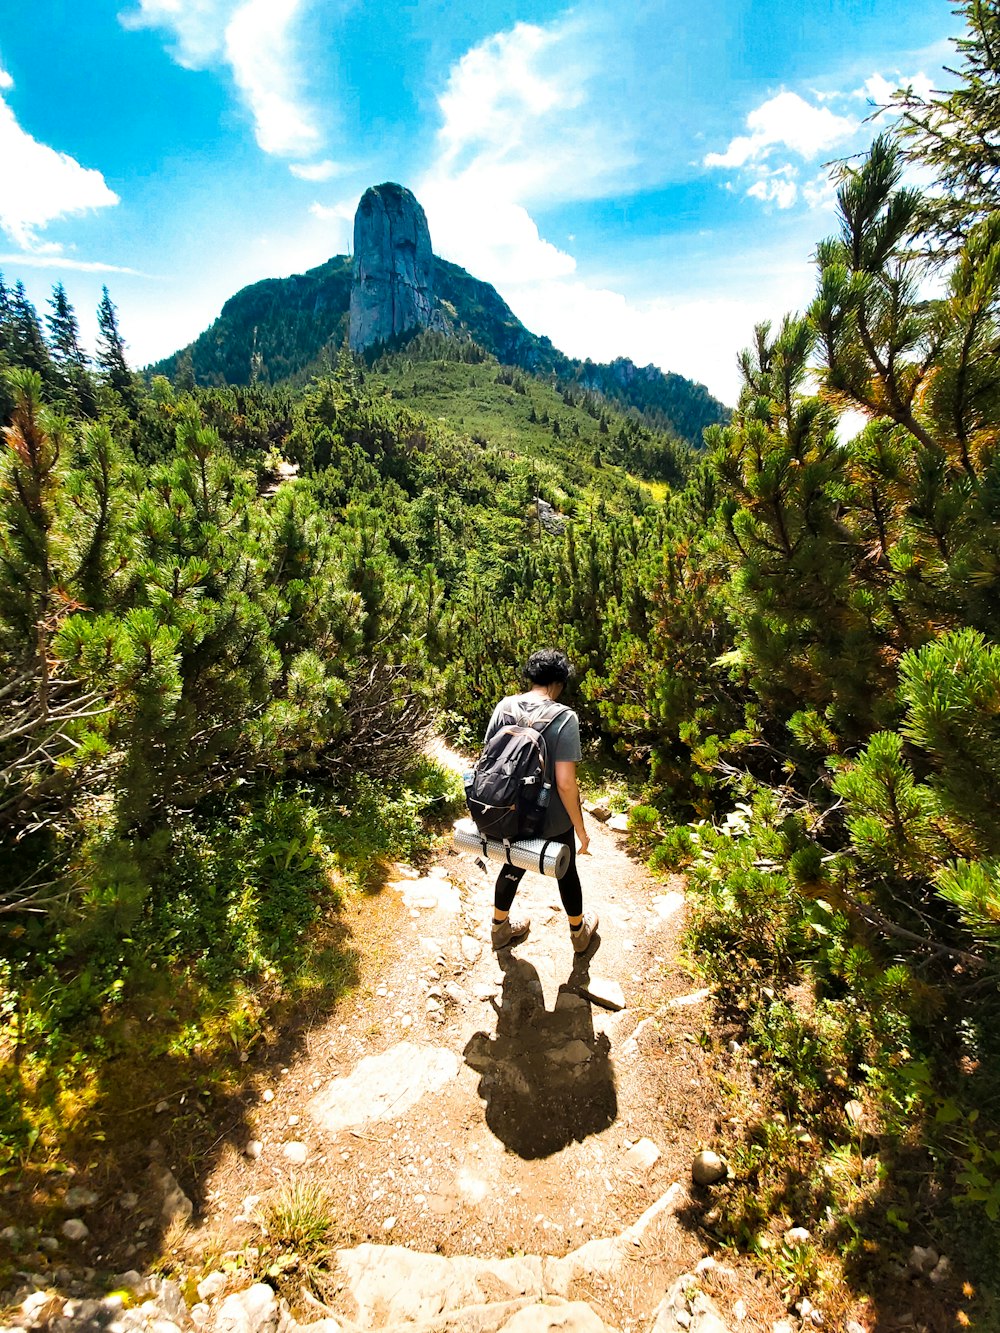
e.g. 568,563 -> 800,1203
96,285 -> 137,412
893,0 -> 1000,250
9,282 -> 53,382
47,283 -> 97,416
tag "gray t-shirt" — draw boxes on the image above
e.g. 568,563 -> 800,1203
484,694 -> 582,837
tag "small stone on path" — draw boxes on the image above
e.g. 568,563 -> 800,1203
61,1219 -> 89,1241
624,1138 -> 662,1172
244,1140 -> 263,1160
461,935 -> 483,963
650,891 -> 685,921
548,1040 -> 592,1066
64,1187 -> 98,1209
607,813 -> 630,832
580,978 -> 625,1011
669,988 -> 711,1007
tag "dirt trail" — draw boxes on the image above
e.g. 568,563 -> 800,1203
186,749 -> 785,1329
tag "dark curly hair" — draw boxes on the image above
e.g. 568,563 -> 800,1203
523,648 -> 573,687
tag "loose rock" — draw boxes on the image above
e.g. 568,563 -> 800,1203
64,1187 -> 98,1210
580,978 -> 625,1011
61,1219 -> 89,1242
624,1138 -> 662,1173
691,1150 -> 727,1187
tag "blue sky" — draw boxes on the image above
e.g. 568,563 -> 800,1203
0,0 -> 957,404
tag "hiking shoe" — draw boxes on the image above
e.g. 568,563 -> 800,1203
570,911 -> 599,953
492,914 -> 530,950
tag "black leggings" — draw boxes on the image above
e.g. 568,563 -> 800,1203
494,829 -> 583,918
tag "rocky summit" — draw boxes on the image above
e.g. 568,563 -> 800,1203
348,183 -> 436,353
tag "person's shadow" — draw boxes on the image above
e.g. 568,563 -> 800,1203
463,947 -> 618,1159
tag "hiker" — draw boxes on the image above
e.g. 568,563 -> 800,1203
485,648 -> 599,954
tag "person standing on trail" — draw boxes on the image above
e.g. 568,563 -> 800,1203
485,648 -> 598,954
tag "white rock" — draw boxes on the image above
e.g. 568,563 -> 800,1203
382,1217 -> 396,1231
244,1140 -> 263,1160
908,1243 -> 939,1275
444,982 -> 468,1005
461,935 -> 483,963
733,1300 -> 747,1322
21,1292 -> 56,1318
668,989 -> 711,1007
214,1283 -> 280,1333
624,1138 -> 661,1172
650,891 -> 685,921
196,1272 -> 227,1301
845,1324 -> 866,1333
607,813 -> 630,832
155,1101 -> 169,1113
773,1323 -> 794,1333
61,1219 -> 89,1241
307,1043 -> 460,1133
287,1115 -> 299,1126
580,978 -> 625,1011
190,1302 -> 211,1327
261,1089 -> 275,1103
282,1141 -> 308,1165
39,1236 -> 59,1252
785,1226 -> 811,1246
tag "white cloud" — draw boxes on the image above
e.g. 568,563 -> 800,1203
0,253 -> 149,275
0,95 -> 119,250
747,176 -> 799,209
309,199 -> 354,225
405,18 -> 826,406
705,92 -> 857,169
290,158 -> 341,181
855,70 -> 935,106
123,0 -> 322,158
0,64 -> 13,91
427,18 -> 631,211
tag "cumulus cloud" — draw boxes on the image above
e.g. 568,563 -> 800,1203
0,95 -> 120,250
0,62 -> 13,91
703,90 -> 859,211
123,0 -> 322,158
416,17 -> 632,294
705,91 -> 857,169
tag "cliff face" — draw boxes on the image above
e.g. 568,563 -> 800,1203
348,183 -> 435,353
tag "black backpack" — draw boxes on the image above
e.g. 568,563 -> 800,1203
466,702 -> 562,842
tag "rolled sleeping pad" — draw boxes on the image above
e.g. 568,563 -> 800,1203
454,817 -> 571,879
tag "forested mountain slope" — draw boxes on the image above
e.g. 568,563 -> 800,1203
149,250 -> 728,447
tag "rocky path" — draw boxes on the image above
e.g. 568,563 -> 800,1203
5,755 -> 792,1333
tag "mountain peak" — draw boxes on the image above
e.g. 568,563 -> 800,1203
348,183 -> 435,353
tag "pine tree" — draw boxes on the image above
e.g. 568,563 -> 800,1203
96,285 -> 136,411
893,0 -> 1000,250
47,283 -> 97,416
9,282 -> 53,382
